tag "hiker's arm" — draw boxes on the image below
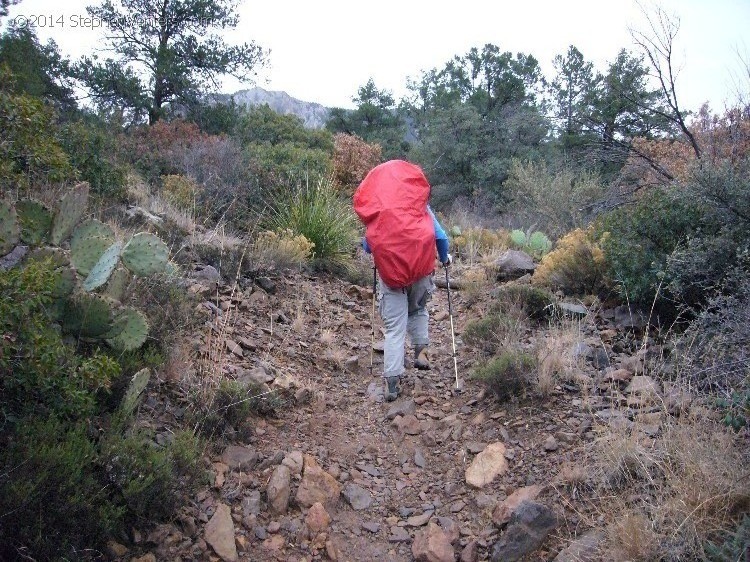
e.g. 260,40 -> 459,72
427,206 -> 450,264
362,238 -> 371,254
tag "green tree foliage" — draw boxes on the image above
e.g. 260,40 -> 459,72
0,0 -> 20,19
405,44 -> 548,211
549,45 -> 598,151
588,50 -> 675,176
0,23 -> 76,114
187,97 -> 245,135
326,78 -> 407,159
78,0 -> 268,124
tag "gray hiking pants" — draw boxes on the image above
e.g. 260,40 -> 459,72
378,274 -> 435,379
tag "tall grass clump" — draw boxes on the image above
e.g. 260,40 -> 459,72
271,175 -> 357,271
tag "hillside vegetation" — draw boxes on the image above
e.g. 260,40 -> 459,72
0,3 -> 748,561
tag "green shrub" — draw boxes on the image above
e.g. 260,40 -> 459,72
60,120 -> 128,200
0,417 -> 124,560
463,315 -> 522,355
490,283 -> 556,322
596,187 -> 702,313
471,350 -> 536,402
0,79 -> 73,191
100,429 -> 203,522
0,259 -> 112,421
271,175 -> 358,271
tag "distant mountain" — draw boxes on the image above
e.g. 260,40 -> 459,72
219,87 -> 333,129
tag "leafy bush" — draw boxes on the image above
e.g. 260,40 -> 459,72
0,259 -> 118,421
471,350 -> 536,402
100,429 -> 203,522
504,159 -> 604,238
0,417 -> 124,561
597,187 -> 702,313
60,119 -> 127,199
161,173 -> 199,210
704,514 -> 750,562
271,175 -> 358,271
0,79 -> 73,191
533,226 -> 609,296
490,283 -> 556,322
665,159 -> 750,308
252,228 -> 315,271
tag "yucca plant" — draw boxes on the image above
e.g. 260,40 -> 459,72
271,175 -> 357,271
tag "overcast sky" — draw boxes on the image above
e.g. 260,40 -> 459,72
4,0 -> 749,112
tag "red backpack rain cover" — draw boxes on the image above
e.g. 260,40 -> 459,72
353,160 -> 436,289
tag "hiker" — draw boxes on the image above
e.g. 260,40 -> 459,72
353,160 -> 451,402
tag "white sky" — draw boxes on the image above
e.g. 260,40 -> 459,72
4,0 -> 749,112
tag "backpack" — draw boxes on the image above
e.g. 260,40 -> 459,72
353,160 -> 436,289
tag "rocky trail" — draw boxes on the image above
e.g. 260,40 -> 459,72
117,266 -> 675,562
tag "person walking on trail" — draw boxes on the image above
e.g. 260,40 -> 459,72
353,160 -> 452,402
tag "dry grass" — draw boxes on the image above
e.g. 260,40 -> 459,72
535,319 -> 589,395
592,412 -> 750,561
458,265 -> 493,306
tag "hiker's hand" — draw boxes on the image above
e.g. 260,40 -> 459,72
442,254 -> 453,267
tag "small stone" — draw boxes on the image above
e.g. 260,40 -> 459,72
342,483 -> 373,511
414,449 -> 426,468
281,450 -> 304,475
305,502 -> 332,534
465,442 -> 509,488
389,526 -> 411,542
106,540 -> 128,557
266,465 -> 291,515
387,399 -> 416,420
406,511 -> 433,527
204,503 -> 238,562
220,445 -> 258,471
362,521 -> 381,533
412,521 -> 455,562
543,435 -> 559,452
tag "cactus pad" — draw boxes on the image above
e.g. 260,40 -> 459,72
83,241 -> 122,292
102,267 -> 130,302
121,232 -> 169,276
0,200 -> 20,255
510,229 -> 527,248
528,231 -> 551,255
15,199 -> 53,245
120,367 -> 150,415
105,308 -> 149,351
51,182 -> 89,244
52,266 -> 77,298
63,292 -> 114,337
71,220 -> 115,276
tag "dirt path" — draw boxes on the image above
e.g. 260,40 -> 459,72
134,271 -> 601,562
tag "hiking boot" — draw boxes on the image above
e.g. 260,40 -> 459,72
414,345 -> 430,370
384,376 -> 400,402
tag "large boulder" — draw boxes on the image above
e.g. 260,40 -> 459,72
495,250 -> 537,281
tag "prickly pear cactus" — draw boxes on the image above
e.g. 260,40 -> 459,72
83,241 -> 122,292
0,200 -> 20,255
15,199 -> 52,245
120,367 -> 150,416
121,232 -> 169,276
51,182 -> 89,245
52,266 -> 77,299
528,231 -> 551,256
510,229 -> 527,248
70,220 -> 115,276
105,308 -> 149,351
63,292 -> 114,338
102,266 -> 130,302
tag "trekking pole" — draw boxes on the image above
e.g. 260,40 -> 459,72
444,265 -> 462,391
370,267 -> 377,377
